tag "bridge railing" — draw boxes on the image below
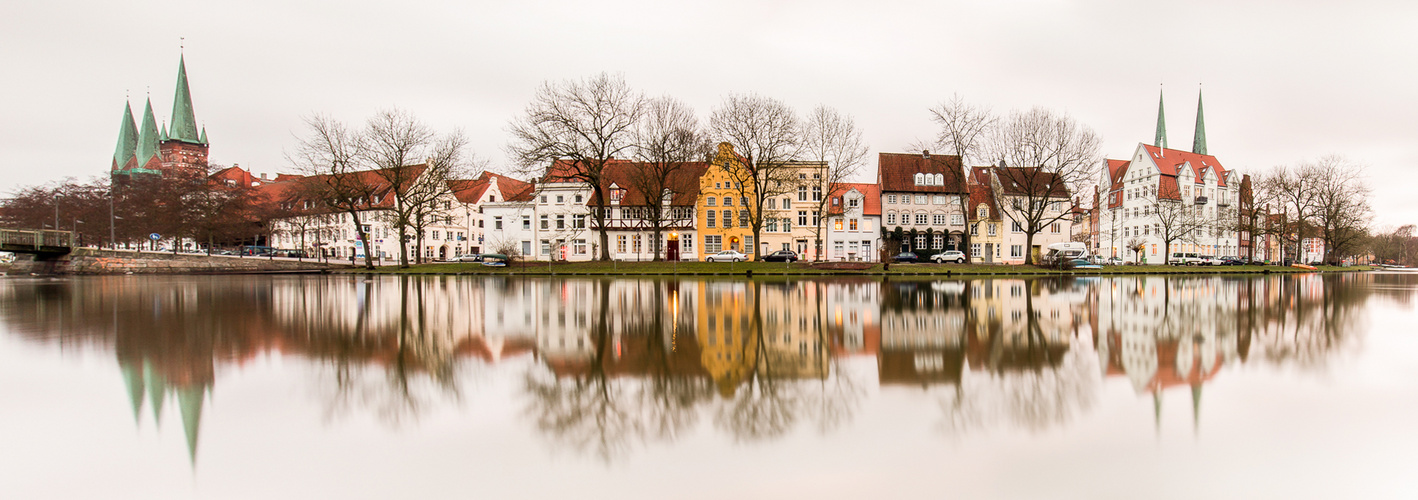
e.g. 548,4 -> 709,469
0,229 -> 75,250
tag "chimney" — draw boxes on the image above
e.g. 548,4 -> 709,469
922,150 -> 930,159
260,172 -> 269,180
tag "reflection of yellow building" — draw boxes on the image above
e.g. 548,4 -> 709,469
697,143 -> 757,259
758,282 -> 829,379
695,282 -> 756,396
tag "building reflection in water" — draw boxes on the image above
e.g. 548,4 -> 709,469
0,272 -> 1387,464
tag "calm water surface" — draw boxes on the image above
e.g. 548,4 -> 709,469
2,273 -> 1417,499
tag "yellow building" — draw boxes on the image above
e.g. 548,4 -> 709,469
697,143 -> 758,259
695,282 -> 758,397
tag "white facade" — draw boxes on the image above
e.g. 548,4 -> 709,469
481,181 -> 595,261
825,186 -> 881,261
1098,143 -> 1242,263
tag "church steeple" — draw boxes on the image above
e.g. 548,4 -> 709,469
1154,87 -> 1168,149
135,98 -> 162,167
112,101 -> 138,171
168,55 -> 201,144
1192,88 -> 1208,155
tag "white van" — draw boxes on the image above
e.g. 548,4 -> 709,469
1169,252 -> 1202,265
1043,242 -> 1089,265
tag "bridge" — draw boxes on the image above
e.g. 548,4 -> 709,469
0,229 -> 76,257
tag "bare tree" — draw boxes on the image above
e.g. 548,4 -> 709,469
1256,163 -> 1323,264
800,105 -> 869,261
289,114 -> 380,269
927,95 -> 997,263
630,96 -> 708,260
1310,156 -> 1372,263
363,109 -> 469,267
710,93 -> 801,259
508,73 -> 644,261
983,107 -> 1102,265
1146,189 -> 1212,264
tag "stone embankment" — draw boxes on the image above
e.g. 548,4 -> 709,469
3,248 -> 350,275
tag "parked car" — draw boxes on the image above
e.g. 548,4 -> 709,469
1067,258 -> 1102,270
763,250 -> 799,263
453,253 -> 483,262
892,252 -> 919,263
1219,256 -> 1245,266
1197,255 -> 1223,266
931,250 -> 966,264
706,250 -> 748,262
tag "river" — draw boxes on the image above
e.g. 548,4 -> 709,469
1,273 -> 1415,499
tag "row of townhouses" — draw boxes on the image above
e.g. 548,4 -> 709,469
262,143 -> 1078,264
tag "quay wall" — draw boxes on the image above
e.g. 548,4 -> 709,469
3,249 -> 349,275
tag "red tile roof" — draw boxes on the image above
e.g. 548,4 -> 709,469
876,152 -> 967,194
449,171 -> 531,205
1140,145 -> 1230,187
991,167 -> 1070,198
585,160 -> 709,207
967,168 -> 998,221
254,164 -> 429,215
826,182 -> 881,216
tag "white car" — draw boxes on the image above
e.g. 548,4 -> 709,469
705,250 -> 748,262
931,250 -> 966,264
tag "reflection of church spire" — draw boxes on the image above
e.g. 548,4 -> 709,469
1191,383 -> 1202,436
144,360 -> 166,425
177,386 -> 207,465
122,362 -> 146,424
1153,390 -> 1162,438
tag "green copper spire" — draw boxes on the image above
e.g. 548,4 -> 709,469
135,99 -> 162,167
112,101 -> 139,170
1154,88 -> 1168,149
169,55 -> 201,143
1192,89 -> 1208,155
160,123 -> 169,142
199,126 -> 208,145
144,360 -> 167,426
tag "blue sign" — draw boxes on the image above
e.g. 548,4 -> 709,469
149,233 -> 161,241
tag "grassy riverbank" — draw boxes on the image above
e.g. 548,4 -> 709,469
345,260 -> 1371,276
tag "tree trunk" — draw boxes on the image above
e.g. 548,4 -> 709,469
1023,231 -> 1035,265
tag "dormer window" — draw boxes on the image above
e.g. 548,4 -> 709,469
914,173 -> 925,185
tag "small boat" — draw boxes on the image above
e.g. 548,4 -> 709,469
1291,263 -> 1318,271
481,253 -> 509,267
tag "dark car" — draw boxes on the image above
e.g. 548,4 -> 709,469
1219,257 -> 1245,266
892,252 -> 919,263
763,250 -> 799,263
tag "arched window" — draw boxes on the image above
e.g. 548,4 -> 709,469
914,173 -> 925,185
934,173 -> 944,186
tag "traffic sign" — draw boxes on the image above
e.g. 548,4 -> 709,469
148,233 -> 161,241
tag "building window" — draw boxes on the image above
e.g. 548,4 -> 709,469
849,219 -> 858,231
1051,222 -> 1060,233
740,210 -> 750,227
575,215 -> 586,229
951,214 -> 964,226
1011,245 -> 1023,257
556,195 -> 564,204
766,218 -> 779,232
541,240 -> 551,255
834,219 -> 843,230
887,195 -> 898,204
723,210 -> 734,228
798,186 -> 808,201
556,215 -> 565,229
540,215 -> 549,229
798,211 -> 808,227
723,197 -> 733,207
915,195 -> 927,205
834,241 -> 844,255
971,243 -> 982,257
707,197 -> 716,207
1012,221 -> 1022,233
933,195 -> 946,204
782,198 -> 792,209
522,241 -> 532,255
705,235 -> 722,253
887,213 -> 896,225
706,210 -> 716,228
575,239 -> 587,255
914,235 -> 926,249
617,235 -> 627,254
633,234 -> 642,254
812,186 -> 822,201
932,235 -> 943,249
522,216 -> 531,230
848,198 -> 859,208
933,214 -> 947,225
970,223 -> 978,236
915,213 -> 928,225
744,236 -> 754,254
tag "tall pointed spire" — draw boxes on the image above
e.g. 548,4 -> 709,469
135,98 -> 162,167
1154,87 -> 1168,149
1191,383 -> 1203,435
1192,87 -> 1208,155
112,101 -> 139,171
199,126 -> 208,145
121,361 -> 146,425
178,386 -> 206,466
169,55 -> 201,143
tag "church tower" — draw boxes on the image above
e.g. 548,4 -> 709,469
157,54 -> 209,177
109,53 -> 210,180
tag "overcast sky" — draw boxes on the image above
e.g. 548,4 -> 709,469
3,0 -> 1415,227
